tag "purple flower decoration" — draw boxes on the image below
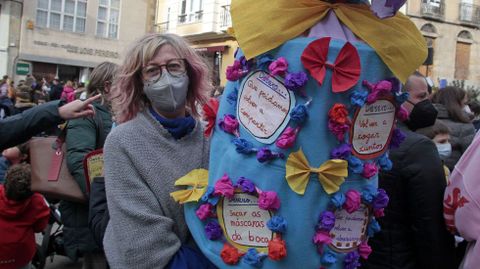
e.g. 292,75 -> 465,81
390,128 -> 406,149
256,147 -> 284,163
373,188 -> 389,210
196,203 -> 214,221
219,114 -> 239,136
344,251 -> 361,269
205,221 -> 223,240
235,177 -> 256,193
316,211 -> 336,232
363,80 -> 393,105
362,162 -> 379,179
331,143 -> 352,160
284,71 -> 308,93
328,119 -> 350,141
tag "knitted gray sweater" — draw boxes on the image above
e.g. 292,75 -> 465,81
103,110 -> 209,268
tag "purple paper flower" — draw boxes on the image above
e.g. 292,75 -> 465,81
219,114 -> 239,136
344,189 -> 361,214
362,162 -> 378,179
275,127 -> 298,149
214,174 -> 234,198
256,147 -> 284,163
196,203 -> 214,221
267,215 -> 287,234
344,251 -> 361,269
390,128 -> 406,149
235,177 -> 256,193
316,211 -> 336,232
226,60 -> 245,81
331,143 -> 352,159
363,80 -> 392,104
373,188 -> 389,210
284,72 -> 308,92
328,119 -> 350,141
205,221 -> 223,240
269,57 -> 288,77
290,104 -> 309,125
258,191 -> 280,211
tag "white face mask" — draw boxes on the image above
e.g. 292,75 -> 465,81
464,105 -> 472,115
143,72 -> 189,113
436,143 -> 452,159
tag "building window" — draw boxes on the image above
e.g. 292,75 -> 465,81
36,0 -> 87,33
178,0 -> 203,24
455,31 -> 473,80
96,0 -> 121,39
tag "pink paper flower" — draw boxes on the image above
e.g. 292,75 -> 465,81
373,208 -> 385,218
275,127 -> 299,149
226,60 -> 247,81
268,57 -> 288,77
328,119 -> 350,141
258,191 -> 280,211
196,203 -> 214,221
214,174 -> 234,198
358,241 -> 372,259
396,105 -> 409,122
362,163 -> 379,179
312,230 -> 332,245
218,114 -> 239,136
343,190 -> 361,213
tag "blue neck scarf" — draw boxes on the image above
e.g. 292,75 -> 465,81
149,107 -> 196,139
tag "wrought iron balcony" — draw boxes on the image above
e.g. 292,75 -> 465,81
459,3 -> 480,27
220,5 -> 231,28
154,22 -> 169,33
421,1 -> 445,21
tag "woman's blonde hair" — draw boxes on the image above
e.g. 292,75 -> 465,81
112,33 -> 212,123
87,61 -> 118,96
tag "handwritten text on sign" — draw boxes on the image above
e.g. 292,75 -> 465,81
218,192 -> 274,250
330,204 -> 369,251
237,71 -> 295,144
351,99 -> 396,159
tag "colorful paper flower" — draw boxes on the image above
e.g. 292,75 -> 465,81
269,57 -> 288,77
344,189 -> 361,213
196,203 -> 214,221
227,89 -> 238,106
267,216 -> 287,234
202,98 -> 219,138
390,128 -> 406,149
290,104 -> 309,125
362,163 -> 378,179
284,72 -> 308,93
374,208 -> 385,218
235,177 -> 256,194
205,221 -> 223,240
378,154 -> 393,171
256,148 -> 284,163
331,192 -> 346,209
367,218 -> 381,237
394,91 -> 409,104
268,237 -> 287,260
221,243 -> 243,265
218,114 -> 239,136
358,241 -> 372,259
214,174 -> 235,198
331,143 -> 352,159
232,137 -> 256,154
258,191 -> 281,211
347,156 -> 364,174
396,105 -> 409,122
328,119 -> 350,141
275,127 -> 299,149
316,211 -> 336,232
344,251 -> 361,269
329,103 -> 350,125
364,80 -> 393,104
361,185 -> 378,205
243,248 -> 267,268
351,90 -> 369,107
373,188 -> 389,210
321,250 -> 337,265
200,186 -> 219,206
313,230 -> 332,247
226,60 -> 246,81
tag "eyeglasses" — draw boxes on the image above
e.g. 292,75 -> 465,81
142,58 -> 187,83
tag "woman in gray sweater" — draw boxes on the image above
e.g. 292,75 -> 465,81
103,33 -> 214,268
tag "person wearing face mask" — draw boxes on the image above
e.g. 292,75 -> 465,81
102,33 -> 215,269
363,72 -> 456,269
432,86 -> 476,171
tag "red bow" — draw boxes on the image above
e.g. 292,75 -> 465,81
202,98 -> 219,138
301,37 -> 361,93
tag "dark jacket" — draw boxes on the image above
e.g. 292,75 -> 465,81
0,100 -> 63,151
60,102 -> 112,261
88,177 -> 109,249
362,123 -> 456,269
435,104 -> 475,170
49,83 -> 63,101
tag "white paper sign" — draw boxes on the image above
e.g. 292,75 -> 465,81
350,99 -> 396,159
237,71 -> 295,144
218,192 -> 274,250
330,205 -> 369,251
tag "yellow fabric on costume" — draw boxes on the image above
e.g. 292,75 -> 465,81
170,169 -> 209,204
231,1 -> 427,82
286,149 -> 348,195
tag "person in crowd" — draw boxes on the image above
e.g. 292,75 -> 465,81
61,62 -> 117,268
0,163 -> 50,269
443,132 -> 480,269
61,80 -> 76,103
49,78 -> 63,101
0,94 -> 101,151
0,143 -> 29,184
0,76 -> 14,117
467,100 -> 480,131
14,81 -> 36,113
433,86 -> 475,170
103,33 -> 214,268
362,72 -> 456,269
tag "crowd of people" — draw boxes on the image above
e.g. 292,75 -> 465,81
1,32 -> 480,269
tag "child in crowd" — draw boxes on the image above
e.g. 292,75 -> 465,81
0,143 -> 29,184
0,164 -> 50,269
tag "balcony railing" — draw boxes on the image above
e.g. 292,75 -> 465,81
178,10 -> 203,24
154,22 -> 169,33
421,1 -> 445,21
220,5 -> 231,28
459,3 -> 480,27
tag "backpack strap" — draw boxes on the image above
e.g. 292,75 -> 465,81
93,107 -> 107,149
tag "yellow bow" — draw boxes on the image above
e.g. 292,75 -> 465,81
285,149 -> 348,195
170,169 -> 209,204
231,1 -> 426,83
